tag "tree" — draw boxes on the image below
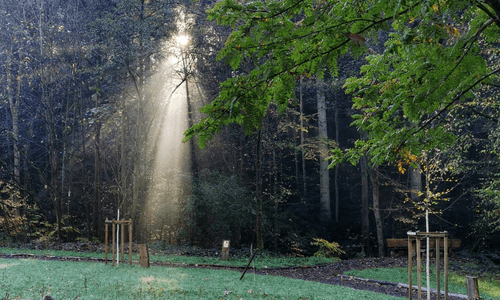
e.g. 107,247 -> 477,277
88,0 -> 176,240
185,0 -> 500,164
183,0 -> 500,254
341,1 -> 500,164
317,78 -> 331,223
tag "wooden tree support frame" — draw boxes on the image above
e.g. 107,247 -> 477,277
408,231 -> 449,300
105,219 -> 132,266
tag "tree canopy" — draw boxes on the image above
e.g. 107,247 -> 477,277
185,0 -> 500,166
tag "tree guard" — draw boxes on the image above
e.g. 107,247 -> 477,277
105,219 -> 133,266
408,231 -> 449,300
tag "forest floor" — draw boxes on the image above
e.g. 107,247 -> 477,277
2,242 -> 499,300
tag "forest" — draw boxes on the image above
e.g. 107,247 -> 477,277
0,0 -> 499,258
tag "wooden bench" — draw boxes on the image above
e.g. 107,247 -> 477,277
387,238 -> 461,257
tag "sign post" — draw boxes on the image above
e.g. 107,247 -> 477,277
221,240 -> 230,261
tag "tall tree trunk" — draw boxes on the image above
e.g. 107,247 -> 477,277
93,94 -> 102,240
120,95 -> 128,216
80,101 -> 92,241
424,157 -> 431,300
360,155 -> 370,256
273,146 -> 278,253
368,165 -> 385,257
409,165 -> 422,202
6,46 -> 21,213
183,48 -> 197,177
334,99 -> 339,222
317,78 -> 330,223
255,129 -> 263,250
294,109 -> 300,189
46,92 -> 62,240
299,77 -> 307,194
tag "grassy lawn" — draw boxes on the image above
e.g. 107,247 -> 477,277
0,247 -> 334,269
0,258 -> 406,300
345,266 -> 500,300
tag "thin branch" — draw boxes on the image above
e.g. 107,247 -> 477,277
475,1 -> 500,27
470,108 -> 499,123
396,65 -> 500,151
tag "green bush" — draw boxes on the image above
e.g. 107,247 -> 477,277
311,238 -> 345,258
187,170 -> 254,247
471,179 -> 500,251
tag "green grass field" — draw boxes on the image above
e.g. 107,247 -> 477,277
345,266 -> 500,300
0,258 -> 406,300
3,246 -> 499,299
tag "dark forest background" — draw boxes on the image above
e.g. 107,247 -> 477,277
1,0 -> 499,257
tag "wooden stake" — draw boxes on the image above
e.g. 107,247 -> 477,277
240,249 -> 258,280
112,221 -> 116,267
129,219 -> 132,265
466,276 -> 480,300
417,237 -> 421,300
105,219 -> 108,265
436,238 -> 441,300
444,234 -> 448,300
121,222 -> 125,263
409,236 -> 413,300
139,244 -> 150,268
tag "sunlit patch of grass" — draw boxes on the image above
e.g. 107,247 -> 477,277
0,258 -> 405,299
0,262 -> 18,269
345,266 -> 500,300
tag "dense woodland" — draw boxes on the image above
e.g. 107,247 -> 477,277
1,0 -> 500,257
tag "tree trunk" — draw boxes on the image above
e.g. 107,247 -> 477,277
360,155 -> 370,256
334,98 -> 339,222
93,94 -> 102,241
409,165 -> 422,202
6,46 -> 21,215
368,165 -> 385,257
46,92 -> 62,240
317,77 -> 330,223
294,108 -> 300,189
424,158 -> 431,300
80,102 -> 91,241
255,129 -> 264,250
273,146 -> 278,253
299,77 -> 307,194
120,94 -> 128,217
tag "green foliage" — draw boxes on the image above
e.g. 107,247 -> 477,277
184,0 -> 500,172
0,181 -> 29,241
0,258 -> 404,300
471,177 -> 500,250
341,1 -> 500,165
187,170 -> 254,247
311,238 -> 345,258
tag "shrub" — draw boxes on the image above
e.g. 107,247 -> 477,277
186,170 -> 254,247
311,238 -> 345,258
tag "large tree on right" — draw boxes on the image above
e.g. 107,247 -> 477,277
341,0 -> 500,164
